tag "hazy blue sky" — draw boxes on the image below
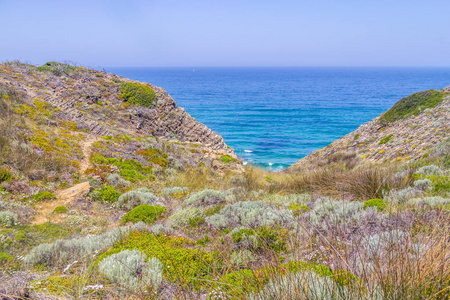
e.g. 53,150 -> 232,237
1,0 -> 449,67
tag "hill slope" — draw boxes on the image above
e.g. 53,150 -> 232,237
290,86 -> 450,170
0,62 -> 242,181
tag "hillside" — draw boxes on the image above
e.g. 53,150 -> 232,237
0,62 -> 449,300
0,62 -> 242,176
290,87 -> 450,170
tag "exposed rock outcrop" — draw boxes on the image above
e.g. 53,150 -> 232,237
0,62 -> 231,153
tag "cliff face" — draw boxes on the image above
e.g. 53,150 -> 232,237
0,62 -> 230,151
0,62 -> 242,180
290,87 -> 450,170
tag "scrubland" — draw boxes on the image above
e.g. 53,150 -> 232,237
0,61 -> 449,299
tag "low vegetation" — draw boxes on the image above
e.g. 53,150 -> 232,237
120,82 -> 157,108
380,89 -> 447,124
0,62 -> 449,299
121,204 -> 166,224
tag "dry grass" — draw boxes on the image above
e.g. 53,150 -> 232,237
313,211 -> 450,299
272,164 -> 413,201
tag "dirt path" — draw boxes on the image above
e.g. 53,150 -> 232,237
32,182 -> 91,225
79,135 -> 98,175
32,136 -> 97,225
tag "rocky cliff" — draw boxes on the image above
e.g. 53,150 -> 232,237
0,62 -> 231,151
0,61 -> 243,184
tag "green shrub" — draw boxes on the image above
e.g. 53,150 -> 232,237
15,230 -> 27,242
415,174 -> 450,195
121,82 -> 157,108
98,249 -> 163,292
91,185 -> 121,203
113,159 -> 153,182
379,134 -> 393,145
231,227 -> 287,253
0,252 -> 13,264
380,89 -> 446,124
354,134 -> 360,140
188,216 -> 205,228
220,155 -> 235,163
121,204 -> 166,225
31,275 -> 80,297
32,191 -> 56,203
232,228 -> 255,243
0,167 -> 12,183
257,227 -> 287,253
91,153 -> 117,165
135,148 -> 168,168
431,175 -> 450,194
214,269 -> 262,297
196,235 -> 210,246
288,203 -> 310,216
36,62 -> 76,76
363,199 -> 387,211
53,206 -> 67,214
18,223 -> 72,246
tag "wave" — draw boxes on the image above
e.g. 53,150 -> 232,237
244,150 -> 253,153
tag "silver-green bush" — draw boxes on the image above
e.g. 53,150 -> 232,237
407,196 -> 450,207
230,249 -> 255,266
168,207 -> 205,228
98,249 -> 163,292
205,201 -> 293,229
415,165 -> 444,176
0,211 -> 18,227
413,179 -> 432,191
264,193 -> 311,207
161,186 -> 189,198
117,188 -> 162,210
309,197 -> 379,230
383,187 -> 423,204
183,189 -> 225,206
147,223 -> 173,235
249,269 -> 353,300
23,222 -> 147,267
106,173 -> 130,188
362,230 -> 407,259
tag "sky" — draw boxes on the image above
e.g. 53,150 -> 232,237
1,0 -> 450,67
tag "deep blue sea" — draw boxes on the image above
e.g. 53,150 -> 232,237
107,67 -> 450,171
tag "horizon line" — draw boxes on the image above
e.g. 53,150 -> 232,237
104,65 -> 450,69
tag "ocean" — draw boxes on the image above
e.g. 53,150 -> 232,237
107,67 -> 450,171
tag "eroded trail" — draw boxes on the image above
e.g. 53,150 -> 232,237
79,135 -> 98,175
32,136 -> 97,225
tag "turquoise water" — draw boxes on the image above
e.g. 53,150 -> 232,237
107,67 -> 450,170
